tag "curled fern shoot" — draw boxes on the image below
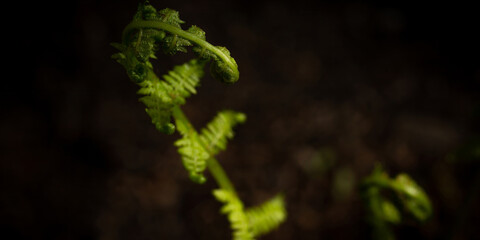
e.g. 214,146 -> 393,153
361,164 -> 433,240
118,2 -> 239,84
112,1 -> 286,239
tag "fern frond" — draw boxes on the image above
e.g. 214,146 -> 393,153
169,100 -> 210,184
213,189 -> 254,240
114,2 -> 287,239
246,195 -> 287,237
171,109 -> 245,184
135,59 -> 204,134
199,111 -> 246,155
115,2 -> 239,84
173,104 -> 210,184
174,132 -> 209,183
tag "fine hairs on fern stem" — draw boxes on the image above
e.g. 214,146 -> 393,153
112,2 -> 286,239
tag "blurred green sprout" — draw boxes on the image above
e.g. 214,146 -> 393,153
361,164 -> 433,240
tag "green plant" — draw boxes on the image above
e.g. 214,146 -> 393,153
111,2 -> 286,239
361,164 -> 433,240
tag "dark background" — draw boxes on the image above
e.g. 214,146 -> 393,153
2,0 -> 479,239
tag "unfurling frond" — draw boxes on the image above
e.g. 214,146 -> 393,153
199,111 -> 246,155
114,2 -> 239,84
246,195 -> 287,237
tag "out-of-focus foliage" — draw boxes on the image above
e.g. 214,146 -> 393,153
361,164 -> 433,240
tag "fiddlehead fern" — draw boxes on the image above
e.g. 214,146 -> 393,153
361,164 -> 433,240
112,1 -> 286,238
117,2 -> 239,85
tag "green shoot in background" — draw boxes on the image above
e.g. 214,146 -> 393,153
361,164 -> 433,240
111,2 -> 286,239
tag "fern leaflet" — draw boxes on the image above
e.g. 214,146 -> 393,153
213,189 -> 287,239
213,189 -> 254,240
122,59 -> 203,134
199,111 -> 246,155
246,195 -> 287,237
174,132 -> 209,184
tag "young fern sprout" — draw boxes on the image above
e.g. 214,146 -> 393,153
112,2 -> 286,239
361,164 -> 433,240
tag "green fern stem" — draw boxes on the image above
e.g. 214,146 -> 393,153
207,154 -> 237,194
123,20 -> 239,81
171,106 -> 237,194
